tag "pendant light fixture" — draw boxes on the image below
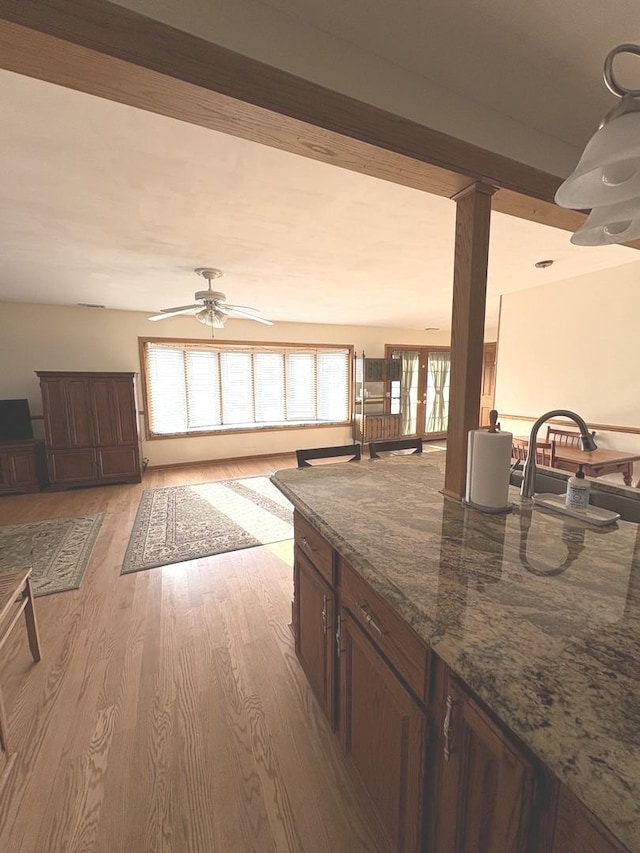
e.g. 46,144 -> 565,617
555,44 -> 640,245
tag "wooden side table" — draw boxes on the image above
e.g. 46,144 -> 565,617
0,568 -> 41,755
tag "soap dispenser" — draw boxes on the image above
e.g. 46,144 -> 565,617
565,464 -> 590,510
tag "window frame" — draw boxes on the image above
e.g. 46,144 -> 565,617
139,336 -> 354,440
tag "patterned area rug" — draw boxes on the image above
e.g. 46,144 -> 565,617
0,514 -> 105,597
122,476 -> 293,574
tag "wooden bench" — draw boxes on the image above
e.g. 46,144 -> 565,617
0,568 -> 41,756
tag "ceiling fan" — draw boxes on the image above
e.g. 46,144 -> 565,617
148,268 -> 274,330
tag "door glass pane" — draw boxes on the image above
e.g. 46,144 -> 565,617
425,351 -> 451,436
391,350 -> 420,436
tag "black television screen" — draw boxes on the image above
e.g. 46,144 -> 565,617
0,399 -> 34,442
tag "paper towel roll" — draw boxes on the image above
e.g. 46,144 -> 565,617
465,428 -> 513,511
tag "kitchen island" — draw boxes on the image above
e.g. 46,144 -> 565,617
272,452 -> 640,853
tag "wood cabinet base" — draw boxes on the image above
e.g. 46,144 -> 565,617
0,440 -> 46,495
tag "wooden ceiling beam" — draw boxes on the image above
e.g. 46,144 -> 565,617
0,0 -> 585,233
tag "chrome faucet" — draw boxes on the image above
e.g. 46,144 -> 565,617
520,409 -> 597,499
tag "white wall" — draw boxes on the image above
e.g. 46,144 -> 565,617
495,260 -> 640,480
111,0 -> 579,178
0,302 -> 452,467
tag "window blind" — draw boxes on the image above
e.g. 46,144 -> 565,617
143,341 -> 351,436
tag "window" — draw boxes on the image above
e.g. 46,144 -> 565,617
141,339 -> 352,437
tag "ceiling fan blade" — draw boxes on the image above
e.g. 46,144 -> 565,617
219,302 -> 260,314
148,306 -> 199,321
160,304 -> 201,313
227,307 -> 274,325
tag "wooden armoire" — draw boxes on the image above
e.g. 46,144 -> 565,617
36,371 -> 141,489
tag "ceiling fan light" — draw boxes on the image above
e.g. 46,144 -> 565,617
569,197 -> 640,245
555,108 -> 640,209
195,306 -> 226,328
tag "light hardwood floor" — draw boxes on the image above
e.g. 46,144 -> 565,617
0,455 -> 393,853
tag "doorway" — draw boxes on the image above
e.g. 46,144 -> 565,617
385,346 -> 451,440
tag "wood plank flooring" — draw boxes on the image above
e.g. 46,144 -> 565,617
0,455 -> 393,853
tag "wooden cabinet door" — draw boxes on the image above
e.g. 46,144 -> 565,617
0,451 -> 9,488
0,443 -> 42,494
339,613 -> 426,853
48,449 -> 97,484
480,342 -> 497,428
552,786 -> 627,853
113,377 -> 138,444
433,673 -> 534,853
41,377 -> 93,447
90,379 -> 119,446
9,447 -> 37,487
294,548 -> 336,728
96,447 -> 140,480
90,377 -> 138,446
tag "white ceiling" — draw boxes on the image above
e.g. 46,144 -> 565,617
256,0 -> 640,149
0,69 -> 638,330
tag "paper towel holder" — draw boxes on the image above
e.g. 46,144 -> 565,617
463,409 -> 514,514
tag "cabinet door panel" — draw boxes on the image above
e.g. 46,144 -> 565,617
294,548 -> 335,727
41,379 -> 71,445
434,673 -> 534,853
40,376 -> 93,446
340,615 -> 425,853
0,452 -> 9,487
552,786 -> 627,853
113,379 -> 138,443
10,449 -> 37,486
96,447 -> 140,479
90,380 -> 118,446
48,449 -> 96,483
65,379 -> 94,446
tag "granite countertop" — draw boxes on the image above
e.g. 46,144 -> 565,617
272,452 -> 640,853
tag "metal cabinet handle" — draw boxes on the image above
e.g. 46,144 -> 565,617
443,694 -> 454,761
336,614 -> 345,657
322,594 -> 331,635
356,601 -> 385,636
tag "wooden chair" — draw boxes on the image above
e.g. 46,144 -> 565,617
545,427 -> 596,472
512,438 -> 556,467
296,444 -> 361,467
368,437 -> 423,459
546,426 -> 596,448
0,568 -> 41,756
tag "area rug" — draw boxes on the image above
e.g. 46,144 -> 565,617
121,476 -> 293,574
0,513 -> 105,597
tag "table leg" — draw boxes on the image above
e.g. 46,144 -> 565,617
23,578 -> 41,663
623,464 -> 633,488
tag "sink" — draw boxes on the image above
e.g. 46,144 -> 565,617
509,467 -> 640,523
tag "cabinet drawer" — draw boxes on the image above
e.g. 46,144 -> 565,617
339,557 -> 429,701
294,511 -> 334,587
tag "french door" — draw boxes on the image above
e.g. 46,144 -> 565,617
385,346 -> 451,440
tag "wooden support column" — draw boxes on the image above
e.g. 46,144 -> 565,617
444,182 -> 497,500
